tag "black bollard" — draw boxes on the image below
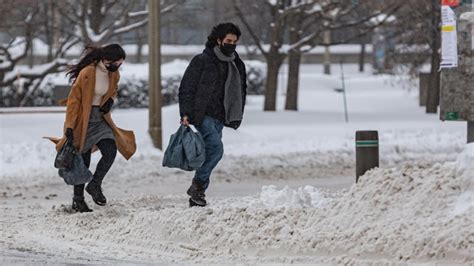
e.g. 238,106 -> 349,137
356,131 -> 379,183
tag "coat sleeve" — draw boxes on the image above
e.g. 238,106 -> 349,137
178,55 -> 204,119
64,71 -> 85,130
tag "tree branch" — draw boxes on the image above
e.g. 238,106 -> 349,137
234,2 -> 268,57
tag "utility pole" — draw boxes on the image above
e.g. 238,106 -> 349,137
148,0 -> 163,149
439,2 -> 474,143
426,0 -> 442,114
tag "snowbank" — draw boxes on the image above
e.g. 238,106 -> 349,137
452,143 -> 474,215
2,145 -> 472,263
259,185 -> 334,208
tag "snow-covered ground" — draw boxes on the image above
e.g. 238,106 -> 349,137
0,64 -> 472,264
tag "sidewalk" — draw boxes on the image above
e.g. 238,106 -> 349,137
0,107 -> 66,114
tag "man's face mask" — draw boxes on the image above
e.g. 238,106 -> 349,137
220,43 -> 236,56
103,61 -> 121,72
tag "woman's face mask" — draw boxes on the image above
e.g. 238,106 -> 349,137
102,59 -> 123,72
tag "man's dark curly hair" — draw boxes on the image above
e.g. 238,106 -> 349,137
205,22 -> 241,48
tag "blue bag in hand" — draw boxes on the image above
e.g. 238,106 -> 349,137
58,150 -> 93,185
162,125 -> 206,171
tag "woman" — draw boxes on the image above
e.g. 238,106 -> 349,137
51,44 -> 136,212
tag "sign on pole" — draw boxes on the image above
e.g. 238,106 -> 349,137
440,3 -> 474,143
440,5 -> 459,68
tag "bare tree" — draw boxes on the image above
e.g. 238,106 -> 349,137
385,0 -> 441,113
283,1 -> 403,110
1,0 -> 183,106
0,8 -> 68,106
235,0 -> 402,111
57,0 -> 182,46
235,0 -> 315,111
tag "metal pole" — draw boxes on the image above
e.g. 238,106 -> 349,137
148,0 -> 162,149
356,131 -> 379,183
340,61 -> 349,123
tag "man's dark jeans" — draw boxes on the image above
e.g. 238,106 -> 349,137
193,116 -> 224,191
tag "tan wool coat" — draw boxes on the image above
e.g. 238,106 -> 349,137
46,63 -> 136,160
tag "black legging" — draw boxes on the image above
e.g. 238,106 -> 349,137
74,139 -> 117,197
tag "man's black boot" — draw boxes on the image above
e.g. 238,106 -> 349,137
86,180 -> 107,206
186,179 -> 207,207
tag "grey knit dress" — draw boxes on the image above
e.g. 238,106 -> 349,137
82,106 -> 115,152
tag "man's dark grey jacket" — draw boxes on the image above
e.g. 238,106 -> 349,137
178,46 -> 247,129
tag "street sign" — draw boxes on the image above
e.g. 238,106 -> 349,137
442,0 -> 461,7
440,6 -> 458,68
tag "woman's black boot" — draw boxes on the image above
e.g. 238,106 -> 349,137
72,196 -> 93,212
86,180 -> 107,206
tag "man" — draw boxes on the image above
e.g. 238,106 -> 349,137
178,22 -> 247,207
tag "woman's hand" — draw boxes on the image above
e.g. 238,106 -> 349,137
65,128 -> 74,141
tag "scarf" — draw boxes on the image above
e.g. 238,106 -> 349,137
213,46 -> 243,124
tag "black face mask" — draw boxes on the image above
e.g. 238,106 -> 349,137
219,43 -> 236,56
103,61 -> 121,72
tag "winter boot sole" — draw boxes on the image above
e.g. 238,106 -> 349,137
72,200 -> 93,213
189,198 -> 206,207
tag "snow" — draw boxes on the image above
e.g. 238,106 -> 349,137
267,0 -> 277,6
22,38 -> 374,57
452,143 -> 474,215
369,14 -> 397,25
259,185 -> 332,208
307,3 -> 322,13
113,19 -> 148,35
84,18 -> 109,44
3,58 -> 68,84
282,32 -> 317,53
39,59 -> 265,89
459,11 -> 474,22
0,63 -> 472,264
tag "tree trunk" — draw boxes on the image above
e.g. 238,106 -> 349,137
285,51 -> 301,110
90,0 -> 103,34
285,13 -> 303,111
53,1 -> 61,53
264,56 -> 283,111
426,0 -> 441,114
46,0 -> 53,62
359,43 -> 365,73
323,30 -> 331,75
27,34 -> 34,68
136,28 -> 143,63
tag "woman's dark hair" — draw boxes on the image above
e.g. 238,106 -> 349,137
66,43 -> 126,83
205,22 -> 241,48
